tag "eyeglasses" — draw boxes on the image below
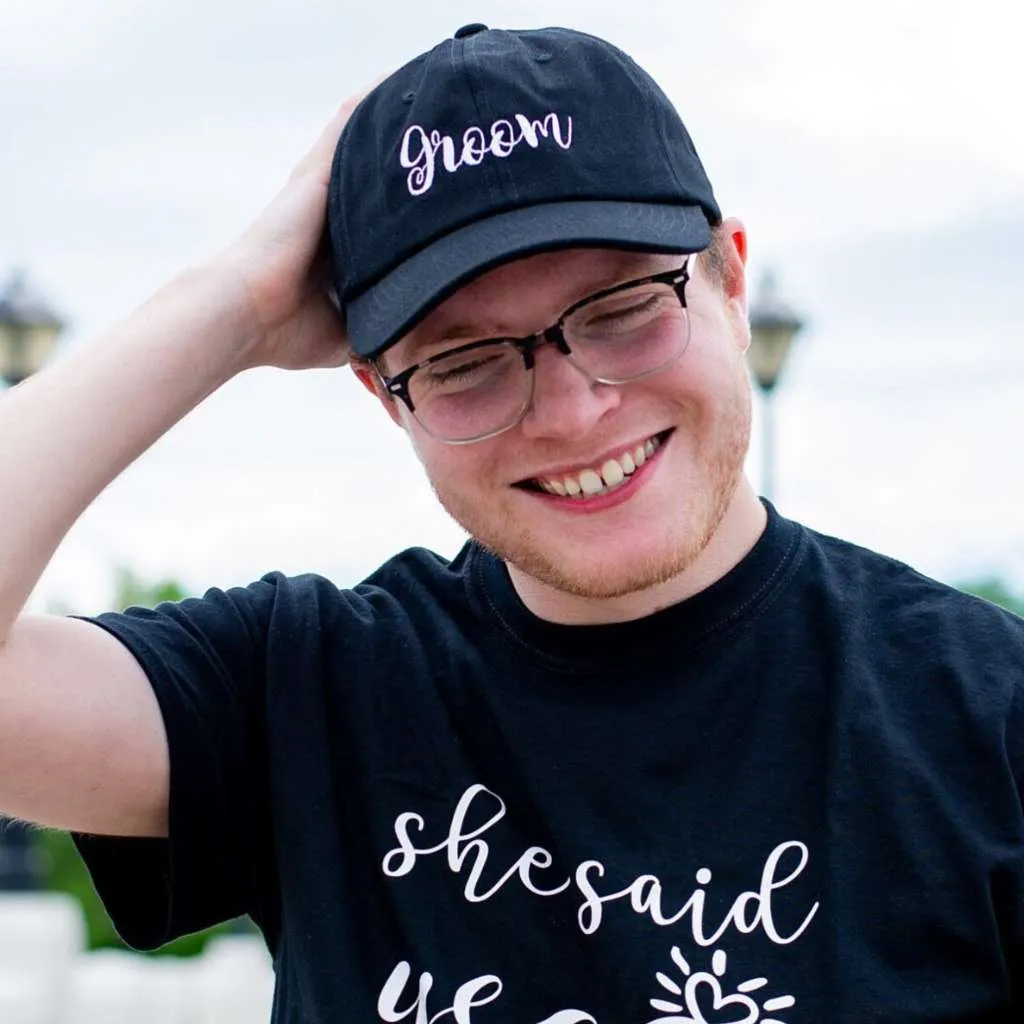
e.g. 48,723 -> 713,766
377,256 -> 694,444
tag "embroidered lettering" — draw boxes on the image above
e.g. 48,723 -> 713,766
399,111 -> 574,196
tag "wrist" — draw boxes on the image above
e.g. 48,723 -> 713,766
154,259 -> 264,379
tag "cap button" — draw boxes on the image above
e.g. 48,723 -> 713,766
454,23 -> 488,39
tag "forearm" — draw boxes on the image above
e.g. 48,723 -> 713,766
0,264 -> 256,639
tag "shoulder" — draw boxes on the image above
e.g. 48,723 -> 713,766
97,545 -> 472,656
790,521 -> 1024,707
229,544 -> 475,642
802,524 -> 1023,637
791,523 -> 1024,805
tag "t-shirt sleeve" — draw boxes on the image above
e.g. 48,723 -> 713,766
1006,651 -> 1024,998
70,577 -> 282,951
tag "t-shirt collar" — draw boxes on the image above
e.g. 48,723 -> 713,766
465,501 -> 804,672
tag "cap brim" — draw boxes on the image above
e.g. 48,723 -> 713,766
345,200 -> 712,358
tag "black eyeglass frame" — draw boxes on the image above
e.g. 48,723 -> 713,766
375,256 -> 694,442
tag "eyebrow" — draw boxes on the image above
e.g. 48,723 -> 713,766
394,326 -> 505,373
411,254 -> 674,352
434,323 -> 511,345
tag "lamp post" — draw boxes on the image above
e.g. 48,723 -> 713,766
0,270 -> 65,387
747,270 -> 804,503
0,269 -> 64,889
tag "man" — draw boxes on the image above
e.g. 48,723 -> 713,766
0,23 -> 1022,1023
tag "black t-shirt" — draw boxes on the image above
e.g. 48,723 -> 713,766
74,507 -> 1024,1022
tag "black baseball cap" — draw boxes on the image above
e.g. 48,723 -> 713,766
327,24 -> 722,359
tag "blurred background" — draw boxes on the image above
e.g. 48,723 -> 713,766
1,0 -> 1022,987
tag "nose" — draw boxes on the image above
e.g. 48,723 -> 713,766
518,339 -> 622,441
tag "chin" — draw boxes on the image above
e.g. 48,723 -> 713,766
428,377 -> 752,602
435,478 -> 737,601
505,539 -> 709,600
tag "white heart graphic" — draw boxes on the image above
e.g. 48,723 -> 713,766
683,973 -> 759,1024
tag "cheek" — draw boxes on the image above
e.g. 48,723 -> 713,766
686,314 -> 752,386
413,437 -> 494,497
406,422 -> 426,464
690,295 -> 750,354
661,340 -> 738,408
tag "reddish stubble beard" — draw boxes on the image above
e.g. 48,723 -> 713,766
422,369 -> 754,601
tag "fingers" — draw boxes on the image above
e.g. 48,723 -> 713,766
297,293 -> 354,369
291,74 -> 390,184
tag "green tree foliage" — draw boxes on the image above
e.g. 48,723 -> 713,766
113,567 -> 189,609
38,568 -> 250,956
957,577 -> 1024,617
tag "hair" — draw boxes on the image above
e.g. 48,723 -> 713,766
698,222 -> 730,292
353,223 -> 734,378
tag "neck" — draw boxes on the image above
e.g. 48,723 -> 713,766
506,478 -> 768,625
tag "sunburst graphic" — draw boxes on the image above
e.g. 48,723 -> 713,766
646,946 -> 796,1024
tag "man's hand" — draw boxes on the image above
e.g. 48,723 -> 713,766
0,82 -> 388,836
213,89 -> 373,372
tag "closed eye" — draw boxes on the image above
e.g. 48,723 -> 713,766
428,353 -> 504,384
576,295 -> 663,333
591,296 -> 659,323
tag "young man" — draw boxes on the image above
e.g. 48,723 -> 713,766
1,24 -> 1022,1023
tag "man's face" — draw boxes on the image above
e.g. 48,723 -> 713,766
362,223 -> 753,600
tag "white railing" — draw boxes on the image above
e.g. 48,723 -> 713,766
0,893 -> 274,1024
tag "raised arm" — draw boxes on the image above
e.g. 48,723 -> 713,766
0,98 -> 359,837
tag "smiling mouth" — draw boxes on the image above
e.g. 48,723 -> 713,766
516,430 -> 673,499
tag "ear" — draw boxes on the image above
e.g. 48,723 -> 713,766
351,359 -> 406,429
719,216 -> 751,351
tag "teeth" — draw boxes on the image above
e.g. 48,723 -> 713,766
536,434 -> 663,500
579,469 -> 604,495
601,459 -> 625,487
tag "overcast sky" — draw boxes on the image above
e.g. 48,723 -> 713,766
2,0 -> 1022,612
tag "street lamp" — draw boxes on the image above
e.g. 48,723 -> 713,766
747,269 -> 804,503
0,269 -> 64,889
0,270 -> 65,387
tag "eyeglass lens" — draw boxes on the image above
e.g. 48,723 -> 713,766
408,279 -> 690,442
